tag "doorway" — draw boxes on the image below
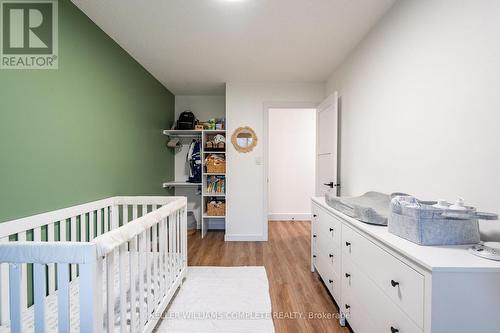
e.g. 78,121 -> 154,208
267,108 -> 317,221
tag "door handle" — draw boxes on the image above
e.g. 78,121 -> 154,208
323,182 -> 340,188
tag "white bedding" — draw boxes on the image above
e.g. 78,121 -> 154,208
0,253 -> 182,333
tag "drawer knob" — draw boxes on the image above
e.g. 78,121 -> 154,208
313,255 -> 317,258
329,228 -> 334,232
345,241 -> 351,247
313,214 -> 318,218
390,327 -> 399,333
313,234 -> 317,238
391,280 -> 400,287
345,304 -> 350,309
345,273 -> 351,278
329,254 -> 334,258
328,279 -> 333,283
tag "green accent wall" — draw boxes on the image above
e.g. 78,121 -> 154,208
0,0 -> 174,223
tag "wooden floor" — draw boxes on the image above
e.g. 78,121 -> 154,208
188,221 -> 350,333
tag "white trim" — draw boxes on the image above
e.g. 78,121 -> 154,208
268,213 -> 312,221
224,233 -> 267,242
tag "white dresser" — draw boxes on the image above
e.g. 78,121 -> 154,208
311,197 -> 500,333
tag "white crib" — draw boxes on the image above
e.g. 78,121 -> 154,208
0,196 -> 188,333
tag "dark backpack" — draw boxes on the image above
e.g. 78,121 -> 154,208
176,111 -> 196,130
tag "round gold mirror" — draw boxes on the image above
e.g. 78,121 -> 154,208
231,126 -> 258,153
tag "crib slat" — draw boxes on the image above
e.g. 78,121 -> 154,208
183,208 -> 188,266
178,210 -> 182,274
92,257 -> 104,332
111,206 -> 119,230
146,228 -> 152,315
60,219 -> 67,242
123,205 -> 128,225
0,239 -> 10,325
34,263 -> 46,333
152,225 -> 158,307
138,232 -> 146,327
0,264 -> 8,325
174,212 -> 179,277
17,232 -> 27,310
97,209 -> 103,236
168,214 -> 173,288
106,250 -> 115,333
9,264 -> 21,333
47,224 -> 56,294
175,211 -> 179,276
142,204 -> 148,217
158,219 -> 165,301
34,227 -> 42,242
132,205 -> 138,220
103,207 -> 109,233
70,217 -> 77,280
57,263 -> 70,333
80,259 -> 99,333
129,237 -> 138,332
70,217 -> 77,242
79,214 -> 85,242
89,211 -> 95,241
119,244 -> 127,333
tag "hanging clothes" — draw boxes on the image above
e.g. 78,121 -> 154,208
187,140 -> 202,183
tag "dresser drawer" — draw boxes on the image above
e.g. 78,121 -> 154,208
341,258 -> 381,333
315,247 -> 341,301
318,238 -> 341,277
342,253 -> 422,333
316,206 -> 341,247
342,224 -> 424,328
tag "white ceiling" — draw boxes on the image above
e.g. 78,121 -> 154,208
72,0 -> 395,95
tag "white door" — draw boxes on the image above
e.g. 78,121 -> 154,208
316,92 -> 339,197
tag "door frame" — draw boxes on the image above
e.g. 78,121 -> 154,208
262,102 -> 319,235
316,92 -> 340,197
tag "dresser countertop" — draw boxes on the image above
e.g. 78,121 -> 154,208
313,196 -> 500,273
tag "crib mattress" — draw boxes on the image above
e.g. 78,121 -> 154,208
0,253 -> 182,333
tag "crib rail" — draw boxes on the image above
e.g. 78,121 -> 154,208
0,242 -> 97,333
0,196 -> 188,333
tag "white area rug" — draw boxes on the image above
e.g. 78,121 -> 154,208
156,266 -> 275,333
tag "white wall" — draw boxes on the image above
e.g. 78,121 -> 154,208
268,108 -> 316,221
173,95 -> 225,228
226,82 -> 324,241
326,0 -> 500,240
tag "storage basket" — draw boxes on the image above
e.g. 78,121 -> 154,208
205,142 -> 225,151
206,155 -> 226,173
388,196 -> 480,246
207,201 -> 225,216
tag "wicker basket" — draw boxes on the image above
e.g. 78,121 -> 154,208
207,202 -> 225,216
206,157 -> 226,173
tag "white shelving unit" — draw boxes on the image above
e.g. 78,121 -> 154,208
163,129 -> 226,238
201,130 -> 226,236
162,181 -> 202,188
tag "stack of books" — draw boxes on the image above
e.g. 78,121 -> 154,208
206,176 -> 225,193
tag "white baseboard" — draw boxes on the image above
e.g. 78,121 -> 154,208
268,213 -> 312,221
224,234 -> 267,241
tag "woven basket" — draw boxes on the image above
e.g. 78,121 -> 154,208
206,158 -> 226,173
207,202 -> 225,216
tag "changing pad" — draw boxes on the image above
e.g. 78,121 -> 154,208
325,191 -> 403,226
